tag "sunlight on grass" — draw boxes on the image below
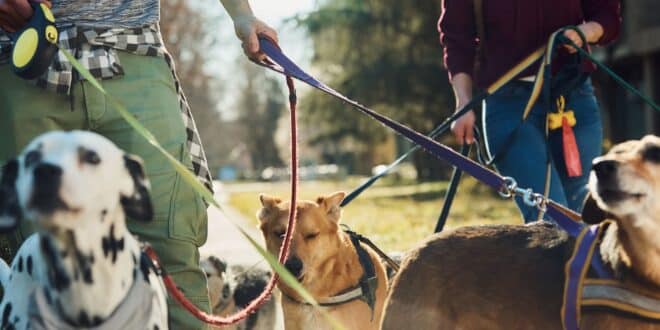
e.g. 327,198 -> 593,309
226,177 -> 520,252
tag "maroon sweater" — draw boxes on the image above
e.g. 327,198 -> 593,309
438,0 -> 621,88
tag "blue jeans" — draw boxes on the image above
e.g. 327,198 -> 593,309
482,79 -> 603,222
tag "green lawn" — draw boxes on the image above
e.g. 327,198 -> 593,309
226,177 -> 520,252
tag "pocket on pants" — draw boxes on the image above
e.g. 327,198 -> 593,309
167,147 -> 209,246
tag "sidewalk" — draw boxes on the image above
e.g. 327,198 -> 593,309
199,186 -> 267,267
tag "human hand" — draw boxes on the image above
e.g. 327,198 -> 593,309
562,22 -> 603,53
233,15 -> 278,61
450,107 -> 476,145
0,0 -> 51,33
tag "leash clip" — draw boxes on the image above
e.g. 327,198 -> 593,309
498,177 -> 517,198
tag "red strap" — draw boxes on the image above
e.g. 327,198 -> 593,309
562,117 -> 582,177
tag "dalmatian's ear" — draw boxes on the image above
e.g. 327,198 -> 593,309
121,155 -> 153,222
582,192 -> 612,224
0,159 -> 21,232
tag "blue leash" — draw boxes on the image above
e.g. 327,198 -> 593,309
255,36 -> 583,236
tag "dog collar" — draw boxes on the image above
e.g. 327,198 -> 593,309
562,220 -> 660,330
282,230 -> 379,319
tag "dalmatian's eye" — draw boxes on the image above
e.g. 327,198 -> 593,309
79,148 -> 101,165
24,150 -> 41,167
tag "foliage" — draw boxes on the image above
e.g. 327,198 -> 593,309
160,0 -> 285,175
294,0 -> 457,179
235,62 -> 285,172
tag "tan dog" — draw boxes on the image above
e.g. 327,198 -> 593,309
381,135 -> 660,330
258,192 -> 388,330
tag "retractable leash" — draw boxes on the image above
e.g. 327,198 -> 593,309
9,2 -> 58,79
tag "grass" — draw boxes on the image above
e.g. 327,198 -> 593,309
226,176 -> 520,252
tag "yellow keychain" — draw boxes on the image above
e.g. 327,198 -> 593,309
548,95 -> 582,177
547,96 -> 576,130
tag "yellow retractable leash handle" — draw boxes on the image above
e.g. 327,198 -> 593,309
10,2 -> 58,79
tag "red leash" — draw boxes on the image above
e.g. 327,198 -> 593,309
145,70 -> 299,326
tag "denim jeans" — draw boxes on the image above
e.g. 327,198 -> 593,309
482,78 -> 603,222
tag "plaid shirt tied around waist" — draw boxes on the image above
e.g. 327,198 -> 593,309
0,24 -> 213,192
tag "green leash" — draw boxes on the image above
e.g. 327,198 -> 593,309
557,29 -> 660,113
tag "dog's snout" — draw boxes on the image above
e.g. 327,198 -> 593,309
33,163 -> 62,182
592,159 -> 618,181
284,256 -> 303,278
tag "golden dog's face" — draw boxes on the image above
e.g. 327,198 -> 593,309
588,135 -> 660,222
257,192 -> 346,288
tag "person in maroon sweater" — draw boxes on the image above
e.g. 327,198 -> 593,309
438,0 -> 621,222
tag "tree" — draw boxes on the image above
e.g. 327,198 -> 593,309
160,0 -> 231,173
235,61 -> 285,173
296,0 -> 457,179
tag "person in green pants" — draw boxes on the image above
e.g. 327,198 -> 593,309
0,0 -> 278,328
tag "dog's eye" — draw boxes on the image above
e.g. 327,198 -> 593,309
643,145 -> 660,163
305,232 -> 319,240
24,150 -> 41,167
274,231 -> 285,239
79,148 -> 101,165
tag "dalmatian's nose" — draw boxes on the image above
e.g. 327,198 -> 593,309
30,163 -> 64,213
33,163 -> 62,183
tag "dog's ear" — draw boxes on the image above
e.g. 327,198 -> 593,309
121,155 -> 153,222
0,159 -> 21,232
259,194 -> 281,209
317,191 -> 345,223
257,194 -> 281,224
582,192 -> 611,224
209,256 -> 227,274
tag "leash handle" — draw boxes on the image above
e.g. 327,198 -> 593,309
10,2 -> 59,79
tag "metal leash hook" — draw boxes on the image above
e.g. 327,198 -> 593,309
498,176 -> 549,213
498,177 -> 518,198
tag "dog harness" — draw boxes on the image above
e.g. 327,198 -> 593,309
27,263 -> 159,329
562,220 -> 660,329
283,230 -> 379,318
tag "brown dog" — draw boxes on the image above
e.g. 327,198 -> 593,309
381,135 -> 660,329
258,192 -> 388,330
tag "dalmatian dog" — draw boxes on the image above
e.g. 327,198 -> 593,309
0,131 -> 168,329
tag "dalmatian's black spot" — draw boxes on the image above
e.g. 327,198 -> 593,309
101,209 -> 108,222
44,289 -> 52,305
74,250 -> 94,284
154,325 -> 160,330
41,236 -> 70,291
2,303 -> 12,326
16,256 -> 22,273
102,224 -> 125,264
27,255 -> 33,275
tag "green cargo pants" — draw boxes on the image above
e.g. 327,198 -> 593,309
0,51 -> 210,329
